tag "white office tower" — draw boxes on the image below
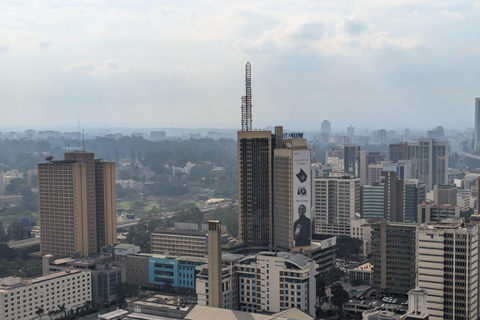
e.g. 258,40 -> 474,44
416,220 -> 479,320
313,175 -> 360,236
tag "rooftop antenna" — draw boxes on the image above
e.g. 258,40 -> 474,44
82,129 -> 85,151
241,62 -> 252,131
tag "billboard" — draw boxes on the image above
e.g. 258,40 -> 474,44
292,150 -> 311,247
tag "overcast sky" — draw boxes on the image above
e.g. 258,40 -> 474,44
1,0 -> 479,131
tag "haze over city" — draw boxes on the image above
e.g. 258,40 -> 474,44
1,1 -> 480,130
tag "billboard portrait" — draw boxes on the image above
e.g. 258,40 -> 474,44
292,150 -> 311,247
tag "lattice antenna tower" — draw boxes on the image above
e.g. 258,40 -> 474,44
241,62 -> 252,131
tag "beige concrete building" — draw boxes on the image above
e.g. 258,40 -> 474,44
273,138 -> 311,251
38,151 -> 116,257
150,229 -> 209,257
416,220 -> 479,320
0,269 -> 91,320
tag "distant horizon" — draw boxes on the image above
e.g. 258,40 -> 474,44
0,122 -> 473,135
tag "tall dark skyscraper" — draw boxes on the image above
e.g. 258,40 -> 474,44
475,98 -> 480,151
38,151 -> 116,257
238,130 -> 275,247
237,62 -> 274,247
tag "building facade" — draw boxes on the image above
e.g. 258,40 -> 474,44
238,130 -> 276,247
38,151 -> 116,257
404,179 -> 426,222
273,139 -> 311,250
196,252 -> 316,317
417,220 -> 479,320
314,175 -> 360,236
371,221 -> 417,294
0,270 -> 91,320
417,202 -> 459,224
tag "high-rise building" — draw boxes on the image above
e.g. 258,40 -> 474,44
389,139 -> 448,191
360,171 -> 404,222
383,171 -> 404,222
371,221 -> 417,294
433,183 -> 457,205
475,98 -> 480,151
326,145 -> 360,177
404,179 -> 426,222
273,138 -> 311,250
347,125 -> 354,140
360,184 -> 385,220
314,174 -> 360,236
408,139 -> 448,191
344,145 -> 360,177
238,130 -> 275,247
377,129 -> 387,144
382,160 -> 412,181
321,120 -> 331,135
359,152 -> 386,186
389,142 -> 408,163
417,220 -> 479,320
38,151 -> 116,257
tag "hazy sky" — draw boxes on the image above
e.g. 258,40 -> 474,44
1,0 -> 480,131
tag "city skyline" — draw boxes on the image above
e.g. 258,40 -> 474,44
1,1 -> 480,129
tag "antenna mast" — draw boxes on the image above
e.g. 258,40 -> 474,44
241,62 -> 252,131
77,115 -> 80,148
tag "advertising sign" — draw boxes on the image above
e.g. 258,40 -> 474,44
292,150 -> 311,247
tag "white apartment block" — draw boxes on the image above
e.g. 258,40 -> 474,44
314,177 -> 360,236
196,252 -> 316,317
417,220 -> 479,320
0,269 -> 91,320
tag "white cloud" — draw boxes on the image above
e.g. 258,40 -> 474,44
40,40 -> 54,48
0,0 -> 477,128
437,9 -> 463,19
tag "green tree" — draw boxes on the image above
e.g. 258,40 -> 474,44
130,200 -> 146,211
47,310 -> 55,320
336,235 -> 363,263
35,307 -> 45,320
7,221 -> 31,240
173,206 -> 204,224
324,267 -> 345,286
331,282 -> 349,315
118,281 -> 140,300
0,220 -> 7,243
350,278 -> 365,286
58,303 -> 66,317
126,206 -> 166,252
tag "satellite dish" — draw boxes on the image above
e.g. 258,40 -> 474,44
45,155 -> 54,161
286,142 -> 292,149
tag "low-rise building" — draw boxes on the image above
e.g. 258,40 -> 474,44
0,269 -> 91,320
151,229 -> 227,257
347,261 -> 372,286
196,252 -> 317,317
